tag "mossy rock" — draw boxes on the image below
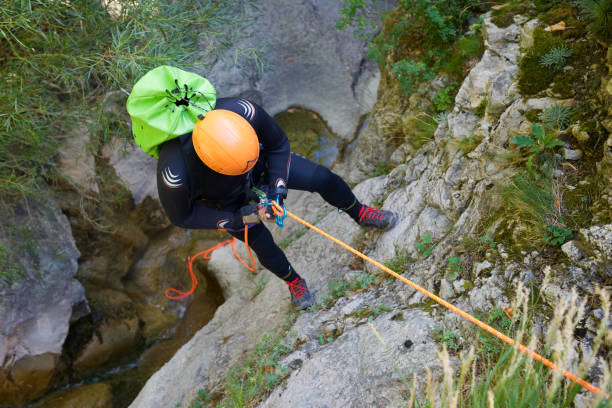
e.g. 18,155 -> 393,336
525,109 -> 543,123
491,1 -> 531,28
475,98 -> 488,117
518,27 -> 566,95
537,3 -> 586,39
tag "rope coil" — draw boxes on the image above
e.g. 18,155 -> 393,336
164,226 -> 257,300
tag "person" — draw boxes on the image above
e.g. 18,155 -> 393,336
156,97 -> 398,309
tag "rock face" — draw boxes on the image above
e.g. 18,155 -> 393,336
32,382 -> 113,408
131,12 -> 612,408
129,181 -> 378,408
106,0 -> 387,206
201,0 -> 386,140
0,183 -> 86,405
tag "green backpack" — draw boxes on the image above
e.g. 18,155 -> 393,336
126,65 -> 216,158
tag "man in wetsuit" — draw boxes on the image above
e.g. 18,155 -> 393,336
157,97 -> 397,309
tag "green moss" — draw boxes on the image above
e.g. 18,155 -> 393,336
525,109 -> 543,123
533,0 -> 560,12
518,27 -> 565,95
475,98 -> 488,117
442,34 -> 486,80
491,1 -> 531,28
462,280 -> 475,291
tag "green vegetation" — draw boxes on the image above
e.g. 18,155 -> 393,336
402,113 -> 439,149
512,123 -> 564,178
249,277 -> 267,299
450,135 -> 482,155
500,173 -> 567,247
475,98 -> 487,117
328,272 -> 380,300
0,226 -> 38,287
518,27 -> 565,95
575,0 -> 612,40
188,390 -> 211,408
218,333 -> 290,408
446,256 -> 465,281
392,59 -> 437,95
337,0 -> 488,97
374,161 -> 394,176
539,44 -> 573,71
433,327 -> 461,353
409,289 -> 612,408
0,0 -> 252,201
213,313 -> 298,408
540,104 -> 573,130
491,1 -> 531,28
278,227 -> 308,249
349,304 -> 392,321
385,248 -> 414,273
543,223 -> 573,246
433,84 -> 458,113
415,232 -> 434,259
476,307 -> 513,360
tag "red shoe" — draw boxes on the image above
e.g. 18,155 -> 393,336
358,205 -> 398,230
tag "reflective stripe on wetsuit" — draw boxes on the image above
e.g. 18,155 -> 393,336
157,97 -> 290,229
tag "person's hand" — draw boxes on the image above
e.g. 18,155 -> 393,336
267,184 -> 288,207
240,204 -> 262,225
258,205 -> 276,223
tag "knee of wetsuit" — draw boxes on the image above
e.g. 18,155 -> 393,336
311,165 -> 336,194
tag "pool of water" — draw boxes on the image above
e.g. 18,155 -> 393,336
274,108 -> 340,167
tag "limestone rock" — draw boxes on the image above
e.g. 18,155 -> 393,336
564,148 -> 583,160
58,122 -> 99,194
440,278 -> 454,299
484,15 -> 521,62
208,243 -> 261,299
74,316 -> 140,376
579,224 -> 612,262
561,241 -> 584,262
0,183 -> 85,405
102,141 -> 158,205
129,178 -> 374,408
260,310 -> 440,408
201,0 -> 387,140
33,382 -> 113,408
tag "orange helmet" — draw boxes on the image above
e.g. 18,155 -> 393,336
192,110 -> 259,175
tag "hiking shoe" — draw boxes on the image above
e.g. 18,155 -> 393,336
358,205 -> 398,230
286,277 -> 314,310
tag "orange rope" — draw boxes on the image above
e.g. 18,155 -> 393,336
270,202 -> 610,398
165,226 -> 257,300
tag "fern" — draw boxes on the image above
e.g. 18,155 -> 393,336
540,104 -> 573,130
539,45 -> 573,71
575,0 -> 612,39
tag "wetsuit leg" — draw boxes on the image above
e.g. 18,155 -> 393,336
287,153 -> 361,216
227,224 -> 298,281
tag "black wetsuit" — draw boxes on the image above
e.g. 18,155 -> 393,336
157,97 -> 360,281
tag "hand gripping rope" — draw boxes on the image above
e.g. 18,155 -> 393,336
166,201 -> 609,398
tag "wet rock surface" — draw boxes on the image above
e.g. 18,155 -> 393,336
0,183 -> 85,405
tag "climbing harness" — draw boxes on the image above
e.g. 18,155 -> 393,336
166,201 -> 609,398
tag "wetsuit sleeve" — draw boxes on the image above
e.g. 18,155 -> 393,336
157,140 -> 241,230
216,98 -> 291,190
